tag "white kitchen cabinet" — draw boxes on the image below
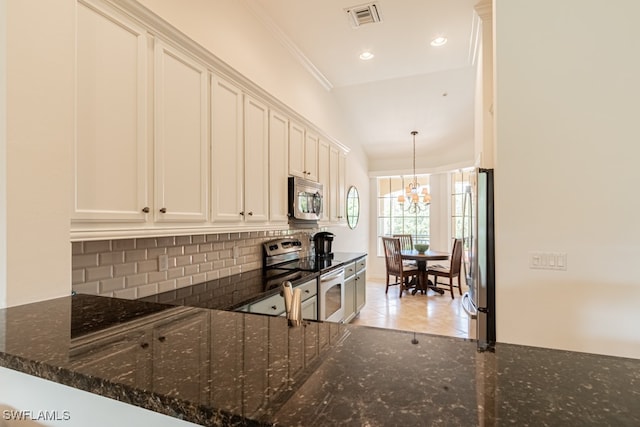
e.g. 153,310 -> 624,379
210,75 -> 244,223
304,132 -> 319,182
288,121 -> 305,178
72,1 -> 350,238
211,76 -> 270,225
269,110 -> 290,224
243,96 -> 270,223
288,122 -> 318,182
329,147 -> 347,223
74,2 -> 148,223
154,41 -> 208,223
317,139 -> 331,222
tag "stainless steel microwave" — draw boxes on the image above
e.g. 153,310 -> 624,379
288,177 -> 323,221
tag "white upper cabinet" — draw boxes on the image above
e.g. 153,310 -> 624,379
154,41 -> 208,223
304,132 -> 319,182
269,110 -> 290,224
74,2 -> 147,223
338,151 -> 347,224
210,75 -> 244,223
329,146 -> 347,223
72,0 -> 349,238
243,96 -> 269,223
288,121 -> 305,178
318,140 -> 330,223
288,122 -> 318,182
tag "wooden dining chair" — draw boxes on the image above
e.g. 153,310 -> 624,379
382,237 -> 419,298
427,239 -> 463,299
392,234 -> 414,251
393,234 -> 417,267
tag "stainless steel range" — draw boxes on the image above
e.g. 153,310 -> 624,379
264,237 -> 346,322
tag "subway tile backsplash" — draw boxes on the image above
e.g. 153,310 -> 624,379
72,230 -> 313,299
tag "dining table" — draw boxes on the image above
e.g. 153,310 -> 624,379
401,249 -> 450,295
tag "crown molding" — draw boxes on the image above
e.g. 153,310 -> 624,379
243,0 -> 333,92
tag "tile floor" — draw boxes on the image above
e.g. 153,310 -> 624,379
351,277 -> 476,339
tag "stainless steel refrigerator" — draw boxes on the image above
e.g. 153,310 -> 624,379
461,168 -> 496,351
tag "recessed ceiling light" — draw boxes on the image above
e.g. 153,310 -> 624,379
359,51 -> 375,60
430,36 -> 447,47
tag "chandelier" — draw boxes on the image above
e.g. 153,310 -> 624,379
397,131 -> 431,213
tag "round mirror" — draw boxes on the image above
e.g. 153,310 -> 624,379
346,186 -> 360,229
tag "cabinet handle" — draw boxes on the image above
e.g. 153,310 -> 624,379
271,305 -> 277,311
239,211 -> 245,216
159,208 -> 167,214
158,336 -> 166,343
304,289 -> 310,294
248,211 -> 253,216
142,207 -> 150,213
140,342 -> 149,349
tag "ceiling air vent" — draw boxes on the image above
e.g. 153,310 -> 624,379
345,2 -> 382,28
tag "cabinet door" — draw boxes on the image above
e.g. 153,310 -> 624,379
338,152 -> 347,223
74,3 -> 147,222
301,296 -> 318,321
355,258 -> 367,313
211,75 -> 244,223
152,311 -> 210,404
269,110 -> 289,224
244,96 -> 269,223
288,121 -> 305,178
154,42 -> 208,222
356,269 -> 367,313
317,140 -> 330,222
343,274 -> 356,323
304,132 -> 319,182
329,147 -> 340,222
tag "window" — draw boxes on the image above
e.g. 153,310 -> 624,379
377,175 -> 430,255
451,170 -> 473,239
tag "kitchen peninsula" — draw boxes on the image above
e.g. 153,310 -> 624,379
1,294 -> 639,426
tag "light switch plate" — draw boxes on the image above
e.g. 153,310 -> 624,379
529,251 -> 567,271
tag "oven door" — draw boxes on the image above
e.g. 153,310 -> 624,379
319,268 -> 345,323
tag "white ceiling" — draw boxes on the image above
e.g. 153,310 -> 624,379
248,0 -> 479,169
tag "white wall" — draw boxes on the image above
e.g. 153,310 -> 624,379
494,0 -> 640,358
1,0 -> 74,307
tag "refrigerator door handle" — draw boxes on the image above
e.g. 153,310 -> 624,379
461,292 -> 477,319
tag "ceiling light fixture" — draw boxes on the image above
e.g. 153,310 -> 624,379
359,51 -> 375,60
397,131 -> 431,213
430,36 -> 447,47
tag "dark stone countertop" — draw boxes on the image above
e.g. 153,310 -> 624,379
1,294 -> 640,426
139,252 -> 368,311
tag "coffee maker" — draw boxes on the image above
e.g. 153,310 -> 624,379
313,232 -> 335,258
